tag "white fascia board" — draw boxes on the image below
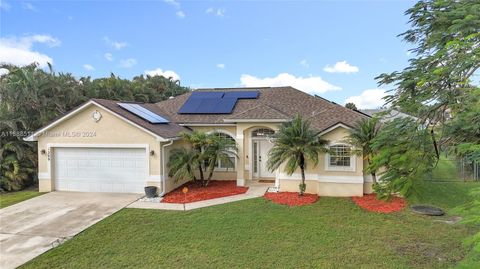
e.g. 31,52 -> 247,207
318,123 -> 352,136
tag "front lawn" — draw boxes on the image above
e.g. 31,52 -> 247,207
22,185 -> 479,269
0,190 -> 44,209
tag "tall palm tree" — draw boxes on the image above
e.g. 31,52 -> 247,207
346,118 -> 380,184
267,115 -> 328,195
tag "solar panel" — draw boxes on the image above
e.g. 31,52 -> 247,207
178,90 -> 260,114
118,103 -> 170,124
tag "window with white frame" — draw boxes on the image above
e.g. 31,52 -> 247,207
213,132 -> 236,170
327,144 -> 354,171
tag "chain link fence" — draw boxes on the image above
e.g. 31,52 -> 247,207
426,157 -> 480,182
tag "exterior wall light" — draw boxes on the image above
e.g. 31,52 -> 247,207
40,149 -> 46,155
150,150 -> 155,156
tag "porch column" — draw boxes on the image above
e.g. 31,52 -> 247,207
236,126 -> 246,186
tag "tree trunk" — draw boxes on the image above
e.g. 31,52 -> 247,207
371,172 -> 377,184
198,164 -> 205,186
205,158 -> 216,187
299,154 -> 306,196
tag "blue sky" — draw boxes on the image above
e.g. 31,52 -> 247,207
0,0 -> 416,108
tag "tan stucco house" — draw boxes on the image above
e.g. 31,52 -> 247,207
26,86 -> 373,197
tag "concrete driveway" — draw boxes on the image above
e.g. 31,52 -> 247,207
0,192 -> 141,269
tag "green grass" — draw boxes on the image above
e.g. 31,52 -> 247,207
19,159 -> 480,268
22,194 -> 478,269
0,190 -> 44,209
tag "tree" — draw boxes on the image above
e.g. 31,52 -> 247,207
346,118 -> 380,184
376,0 -> 480,153
267,115 -> 328,195
204,134 -> 237,183
345,102 -> 358,110
373,0 -> 480,196
169,131 -> 238,187
369,117 -> 436,199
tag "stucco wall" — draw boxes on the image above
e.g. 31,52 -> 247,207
36,103 -> 161,192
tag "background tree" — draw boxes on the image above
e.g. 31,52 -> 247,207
0,64 -> 189,191
345,102 -> 358,110
346,118 -> 380,184
267,115 -> 328,195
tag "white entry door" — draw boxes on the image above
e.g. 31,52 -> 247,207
253,140 -> 275,178
54,147 -> 147,193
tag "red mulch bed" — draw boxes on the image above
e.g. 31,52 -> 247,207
264,192 -> 319,206
352,194 -> 406,213
161,180 -> 248,203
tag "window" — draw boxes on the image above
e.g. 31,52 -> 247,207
328,145 -> 353,170
252,128 -> 275,138
213,132 -> 236,170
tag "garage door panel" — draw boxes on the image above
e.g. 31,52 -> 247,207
54,148 -> 146,193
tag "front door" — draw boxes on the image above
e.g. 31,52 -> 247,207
253,140 -> 275,178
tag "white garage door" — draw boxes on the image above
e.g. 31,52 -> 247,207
54,147 -> 147,193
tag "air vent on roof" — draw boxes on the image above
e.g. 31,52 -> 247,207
118,103 -> 169,124
178,91 -> 259,114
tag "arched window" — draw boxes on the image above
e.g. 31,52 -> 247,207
212,132 -> 236,170
326,144 -> 355,171
252,128 -> 275,138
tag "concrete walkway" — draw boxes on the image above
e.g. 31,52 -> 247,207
0,192 -> 141,269
128,183 -> 272,211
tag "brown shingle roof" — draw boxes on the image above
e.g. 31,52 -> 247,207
92,99 -> 189,139
155,86 -> 369,131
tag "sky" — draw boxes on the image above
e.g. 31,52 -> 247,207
0,0 -> 417,109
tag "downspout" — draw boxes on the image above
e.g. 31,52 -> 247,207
159,139 -> 174,197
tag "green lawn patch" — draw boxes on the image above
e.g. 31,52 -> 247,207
22,196 -> 478,269
0,190 -> 44,209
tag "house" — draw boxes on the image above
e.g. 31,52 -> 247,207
360,108 -> 418,123
26,86 -> 373,197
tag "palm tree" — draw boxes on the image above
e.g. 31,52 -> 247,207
204,134 -> 238,186
180,131 -> 209,185
167,148 -> 199,183
346,118 -> 380,184
267,115 -> 328,195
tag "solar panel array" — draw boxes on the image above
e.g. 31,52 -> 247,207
118,103 -> 170,124
178,91 -> 259,114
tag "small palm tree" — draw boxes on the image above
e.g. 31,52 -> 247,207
180,131 -> 209,184
346,118 -> 380,184
204,134 -> 238,185
267,115 -> 328,195
167,148 -> 199,183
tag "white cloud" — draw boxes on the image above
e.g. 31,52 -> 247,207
344,89 -> 387,109
22,2 -> 37,11
119,58 -> 137,68
300,59 -> 309,68
176,10 -> 186,18
145,68 -> 180,81
104,52 -> 113,61
323,60 -> 359,74
216,63 -> 225,69
83,64 -> 95,71
0,0 -> 11,11
240,73 -> 341,95
164,0 -> 180,8
206,7 -> 225,17
0,34 -> 60,67
103,36 -> 128,50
